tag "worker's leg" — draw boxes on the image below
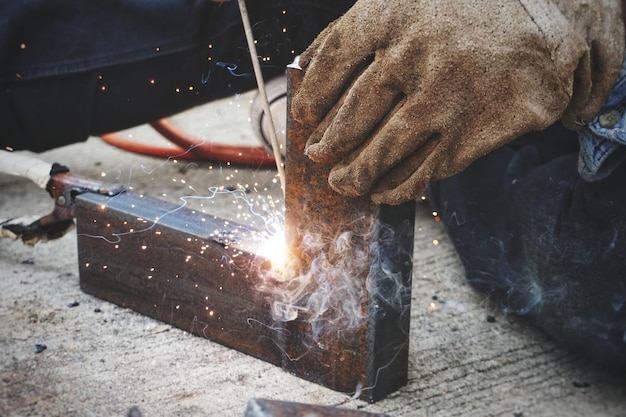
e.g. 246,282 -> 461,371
427,124 -> 626,370
1,0 -> 354,152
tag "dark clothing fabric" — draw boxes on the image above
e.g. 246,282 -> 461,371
578,59 -> 626,182
427,124 -> 626,370
1,0 -> 353,151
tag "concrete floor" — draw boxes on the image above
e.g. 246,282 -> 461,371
1,93 -> 626,417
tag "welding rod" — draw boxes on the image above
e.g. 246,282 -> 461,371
236,0 -> 286,194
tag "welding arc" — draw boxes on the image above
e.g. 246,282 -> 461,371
99,118 -> 276,168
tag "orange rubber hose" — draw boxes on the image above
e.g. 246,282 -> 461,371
99,118 -> 276,168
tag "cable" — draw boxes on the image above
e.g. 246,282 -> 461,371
100,0 -> 288,177
99,118 -> 276,168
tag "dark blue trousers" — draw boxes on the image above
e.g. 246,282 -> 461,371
427,124 -> 626,370
1,0 -> 353,151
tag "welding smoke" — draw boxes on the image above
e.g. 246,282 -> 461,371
257,214 -> 414,340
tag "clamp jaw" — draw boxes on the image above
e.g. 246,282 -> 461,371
1,162 -> 124,245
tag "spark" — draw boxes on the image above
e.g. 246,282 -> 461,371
215,62 -> 253,79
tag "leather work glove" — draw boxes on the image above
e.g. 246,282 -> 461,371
291,0 -> 625,205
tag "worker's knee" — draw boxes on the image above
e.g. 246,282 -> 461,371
427,126 -> 626,370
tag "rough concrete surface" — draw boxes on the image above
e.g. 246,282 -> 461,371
1,93 -> 625,417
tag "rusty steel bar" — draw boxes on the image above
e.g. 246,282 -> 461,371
283,66 -> 415,402
76,191 -> 285,366
77,65 -> 415,403
244,398 -> 391,417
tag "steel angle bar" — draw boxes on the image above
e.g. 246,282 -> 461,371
282,67 -> 415,402
244,398 -> 392,417
76,65 -> 415,403
76,191 -> 285,366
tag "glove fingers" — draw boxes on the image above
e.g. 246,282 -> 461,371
305,66 -> 403,164
370,139 -> 443,205
291,21 -> 375,127
326,103 -> 437,198
302,89 -> 346,163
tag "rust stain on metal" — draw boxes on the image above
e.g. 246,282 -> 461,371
283,67 -> 414,402
76,65 -> 415,404
244,398 -> 392,417
76,191 -> 284,366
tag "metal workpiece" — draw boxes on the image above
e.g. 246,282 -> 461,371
76,66 -> 415,404
283,67 -> 415,402
76,191 -> 285,366
244,398 -> 391,417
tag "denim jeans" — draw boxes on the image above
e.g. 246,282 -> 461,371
578,56 -> 626,182
427,124 -> 626,370
1,0 -> 354,151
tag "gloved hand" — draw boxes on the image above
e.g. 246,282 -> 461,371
291,0 -> 625,205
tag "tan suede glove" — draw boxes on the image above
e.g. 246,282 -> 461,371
291,0 -> 625,205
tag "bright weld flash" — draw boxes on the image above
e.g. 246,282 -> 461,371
258,230 -> 286,269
